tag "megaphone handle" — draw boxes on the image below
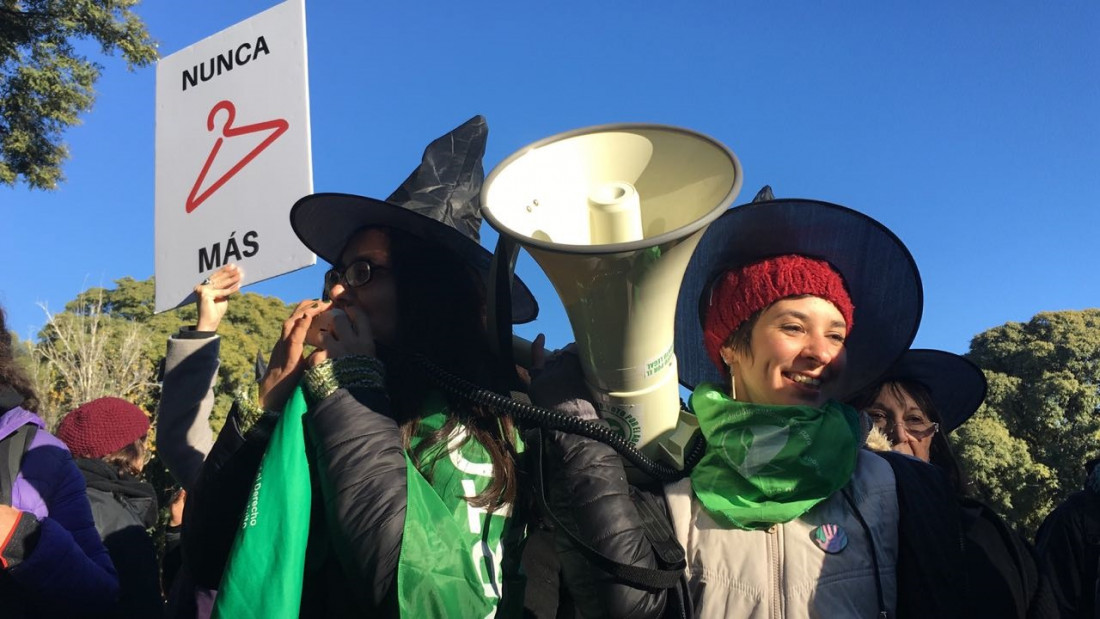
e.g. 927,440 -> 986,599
489,235 -> 519,378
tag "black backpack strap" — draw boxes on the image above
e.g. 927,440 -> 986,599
0,424 -> 38,506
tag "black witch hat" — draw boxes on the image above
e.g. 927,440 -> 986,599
880,349 -> 987,432
290,115 -> 538,323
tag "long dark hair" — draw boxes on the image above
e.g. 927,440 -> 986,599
374,228 -> 519,510
0,305 -> 39,412
848,379 -> 967,495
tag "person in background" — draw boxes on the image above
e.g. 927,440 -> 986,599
847,349 -> 983,494
163,487 -> 186,598
157,262 -> 240,619
1036,456 -> 1100,618
849,348 -> 1057,618
56,396 -> 163,618
0,304 -> 120,617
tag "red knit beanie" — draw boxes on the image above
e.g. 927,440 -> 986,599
57,397 -> 150,459
702,255 -> 855,372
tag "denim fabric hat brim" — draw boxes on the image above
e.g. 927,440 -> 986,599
290,193 -> 539,324
882,349 -> 987,432
675,198 -> 923,398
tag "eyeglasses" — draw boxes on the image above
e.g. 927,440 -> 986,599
866,411 -> 940,440
323,259 -> 388,293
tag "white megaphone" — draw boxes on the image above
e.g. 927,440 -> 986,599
482,124 -> 742,463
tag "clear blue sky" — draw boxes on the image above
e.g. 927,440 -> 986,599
1,1 -> 1098,357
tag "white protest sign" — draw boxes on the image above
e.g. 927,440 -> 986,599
155,0 -> 313,312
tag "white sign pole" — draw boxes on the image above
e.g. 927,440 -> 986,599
154,0 -> 313,313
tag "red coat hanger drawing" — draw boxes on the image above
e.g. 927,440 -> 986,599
186,100 -> 289,213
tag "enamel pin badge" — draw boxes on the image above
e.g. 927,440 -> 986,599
811,523 -> 848,553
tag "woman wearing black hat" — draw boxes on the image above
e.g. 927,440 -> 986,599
192,116 -> 540,618
535,197 -> 925,618
849,349 -> 1057,619
848,349 -> 986,494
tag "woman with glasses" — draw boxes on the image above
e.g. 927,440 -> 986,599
847,349 -> 984,494
186,116 -> 542,618
848,348 -> 1058,618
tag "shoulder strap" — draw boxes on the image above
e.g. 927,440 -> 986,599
0,424 -> 38,506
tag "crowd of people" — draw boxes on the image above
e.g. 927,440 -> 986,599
1,116 -> 1096,618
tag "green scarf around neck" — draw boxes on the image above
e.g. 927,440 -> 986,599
689,383 -> 861,530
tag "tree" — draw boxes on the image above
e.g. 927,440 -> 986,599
33,275 -> 292,431
955,309 -> 1100,536
34,289 -> 155,428
0,0 -> 158,189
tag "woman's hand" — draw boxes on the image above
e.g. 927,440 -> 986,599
168,489 -> 187,528
307,306 -> 376,367
194,264 -> 242,332
259,299 -> 331,411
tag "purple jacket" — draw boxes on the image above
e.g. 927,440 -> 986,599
0,405 -> 120,617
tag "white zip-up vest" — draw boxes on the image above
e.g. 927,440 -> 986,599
666,450 -> 899,618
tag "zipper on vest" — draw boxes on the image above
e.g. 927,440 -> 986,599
768,524 -> 781,619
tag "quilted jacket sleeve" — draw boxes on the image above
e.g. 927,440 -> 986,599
529,351 -> 669,619
540,429 -> 670,619
302,382 -> 406,614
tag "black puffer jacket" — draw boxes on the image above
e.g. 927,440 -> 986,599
528,352 -> 685,619
301,384 -> 406,616
538,428 -> 684,619
182,401 -> 278,592
183,384 -> 407,618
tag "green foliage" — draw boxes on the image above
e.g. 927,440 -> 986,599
0,0 -> 158,189
29,274 -> 291,431
956,309 -> 1100,536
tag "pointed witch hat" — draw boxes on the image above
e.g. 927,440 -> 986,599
290,115 -> 538,323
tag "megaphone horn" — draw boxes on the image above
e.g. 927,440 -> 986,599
483,124 -> 743,461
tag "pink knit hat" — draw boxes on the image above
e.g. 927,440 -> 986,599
702,254 -> 855,372
57,397 -> 150,459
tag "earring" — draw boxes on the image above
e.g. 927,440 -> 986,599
730,374 -> 737,400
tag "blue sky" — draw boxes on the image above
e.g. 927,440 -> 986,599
1,1 -> 1098,357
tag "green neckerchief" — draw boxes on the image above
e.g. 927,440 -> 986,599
398,392 -> 522,618
689,382 -> 860,530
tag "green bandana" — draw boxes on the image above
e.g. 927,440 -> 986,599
689,383 -> 861,530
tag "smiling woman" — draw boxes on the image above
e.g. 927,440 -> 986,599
533,196 -> 934,618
